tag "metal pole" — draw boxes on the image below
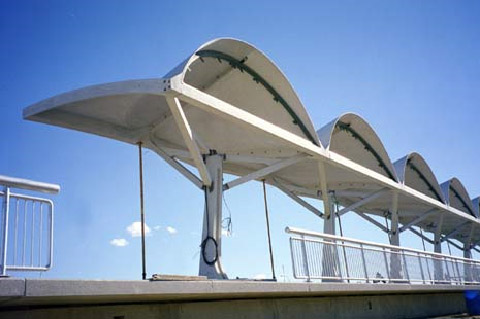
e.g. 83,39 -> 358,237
138,142 -> 147,280
262,180 -> 276,280
1,187 -> 10,276
337,208 -> 350,283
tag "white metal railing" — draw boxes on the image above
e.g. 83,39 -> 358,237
0,175 -> 59,276
286,227 -> 480,284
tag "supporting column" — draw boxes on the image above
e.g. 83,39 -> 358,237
318,161 -> 340,281
323,192 -> 335,235
322,192 -> 340,281
464,225 -> 475,259
389,191 -> 402,281
199,152 -> 228,279
464,225 -> 475,282
434,213 -> 444,282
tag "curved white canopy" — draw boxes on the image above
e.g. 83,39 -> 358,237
441,178 -> 475,217
394,152 -> 445,203
318,113 -> 397,182
23,38 -> 321,188
23,38 -> 480,247
313,113 -> 397,215
473,197 -> 480,218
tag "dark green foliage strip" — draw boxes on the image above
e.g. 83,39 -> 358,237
195,49 -> 318,146
336,121 -> 396,181
406,158 -> 443,202
449,185 -> 475,216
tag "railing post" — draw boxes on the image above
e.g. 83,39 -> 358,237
360,243 -> 369,283
383,248 -> 390,283
444,256 -> 451,284
402,251 -> 410,283
1,186 -> 10,276
453,257 -> 461,284
417,253 -> 425,284
300,235 -> 311,282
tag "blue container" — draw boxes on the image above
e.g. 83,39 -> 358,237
465,290 -> 480,315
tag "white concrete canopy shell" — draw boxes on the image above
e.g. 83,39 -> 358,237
315,113 -> 397,215
318,113 -> 397,181
394,152 -> 445,203
441,178 -> 475,217
393,152 -> 446,233
472,197 -> 480,218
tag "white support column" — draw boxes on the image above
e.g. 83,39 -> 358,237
389,192 -> 402,281
464,225 -> 475,282
464,224 -> 475,259
198,153 -> 227,279
389,192 -> 399,247
318,162 -> 340,281
318,162 -> 332,232
434,213 -> 444,282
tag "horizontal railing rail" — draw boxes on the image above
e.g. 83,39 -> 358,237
1,176 -> 59,276
286,226 -> 480,284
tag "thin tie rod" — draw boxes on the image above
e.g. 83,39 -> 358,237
138,142 -> 147,280
262,180 -> 276,281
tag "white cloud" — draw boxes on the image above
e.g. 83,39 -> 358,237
166,226 -> 178,235
153,225 -> 161,231
126,221 -> 151,237
253,273 -> 266,280
110,238 -> 128,247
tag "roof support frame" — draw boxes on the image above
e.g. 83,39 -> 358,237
168,80 -> 479,228
399,209 -> 438,233
445,238 -> 463,251
149,138 -> 203,189
223,154 -> 309,190
271,179 -> 324,218
441,221 -> 471,243
355,212 -> 389,233
408,227 -> 435,245
166,96 -> 212,187
336,188 -> 389,217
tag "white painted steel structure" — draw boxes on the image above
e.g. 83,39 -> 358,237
0,176 -> 59,276
23,38 -> 480,279
287,227 -> 480,284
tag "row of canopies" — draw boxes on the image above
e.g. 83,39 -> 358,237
23,38 -> 480,250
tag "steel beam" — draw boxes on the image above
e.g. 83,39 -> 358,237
399,209 -> 438,233
445,239 -> 463,251
224,154 -> 309,190
408,227 -> 435,245
355,212 -> 388,233
441,221 -> 471,242
336,189 -> 389,217
149,139 -> 203,189
271,179 -> 323,218
166,96 -> 212,187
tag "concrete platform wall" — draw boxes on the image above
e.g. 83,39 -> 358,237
0,292 -> 466,319
0,279 -> 472,319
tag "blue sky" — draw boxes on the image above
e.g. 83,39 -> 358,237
1,0 -> 480,280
